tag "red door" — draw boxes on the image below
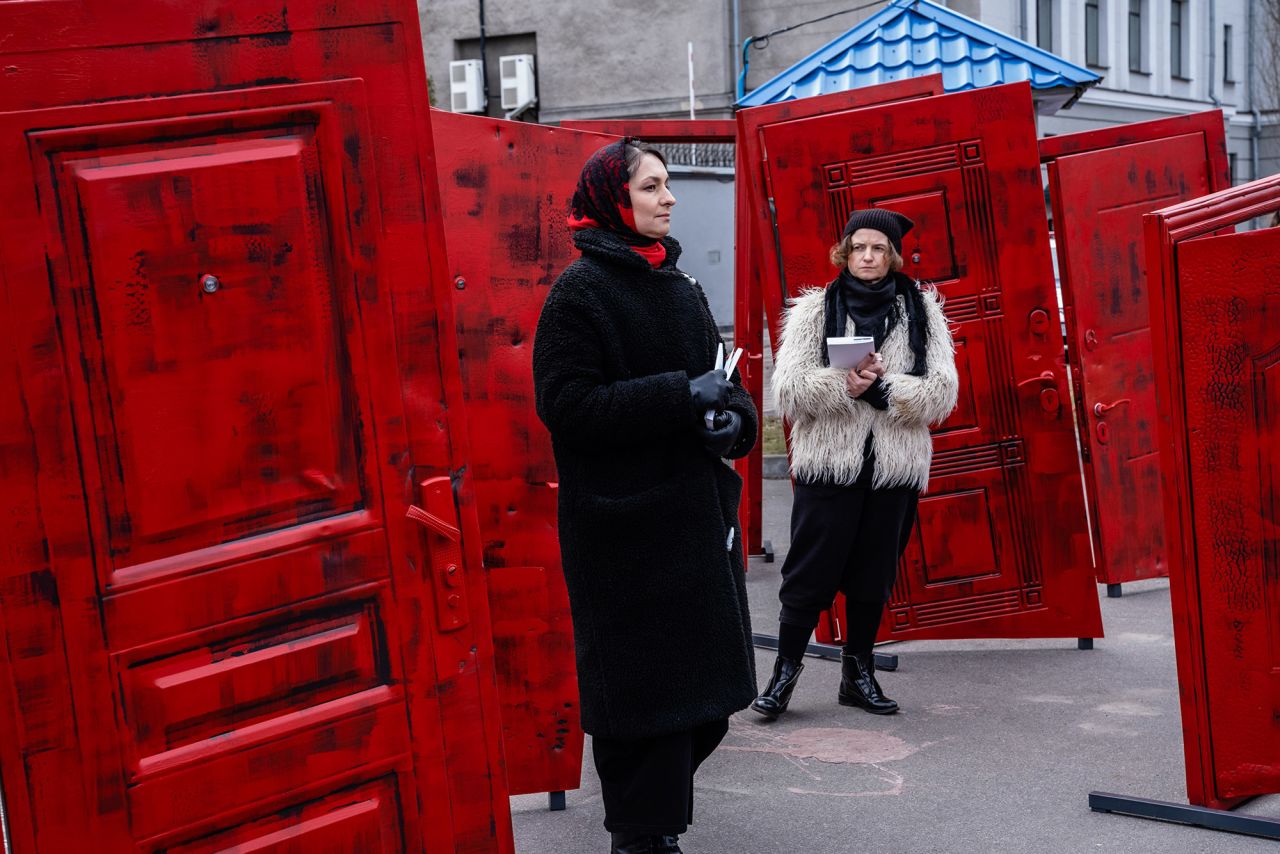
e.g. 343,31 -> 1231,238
431,110 -> 605,798
0,3 -> 510,851
736,79 -> 945,564
758,82 -> 1102,640
1042,112 -> 1229,590
1146,174 -> 1280,809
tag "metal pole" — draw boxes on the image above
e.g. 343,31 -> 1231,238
688,41 -> 698,165
1248,0 -> 1262,183
0,774 -> 10,854
732,0 -> 741,90
478,0 -> 490,113
1208,0 -> 1221,107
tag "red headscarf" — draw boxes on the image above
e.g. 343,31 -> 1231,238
568,138 -> 667,267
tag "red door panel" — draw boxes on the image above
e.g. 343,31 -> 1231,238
736,79 -> 945,563
0,4 -> 511,852
1145,174 -> 1280,809
430,111 -> 603,798
736,76 -> 945,352
759,82 -> 1101,641
1043,111 -> 1228,587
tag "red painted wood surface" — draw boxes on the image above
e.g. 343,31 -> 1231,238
431,111 -> 601,797
756,82 -> 1102,642
1144,174 -> 1280,809
0,2 -> 512,851
1042,112 -> 1229,587
557,119 -> 772,559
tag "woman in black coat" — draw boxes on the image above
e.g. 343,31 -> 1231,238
533,139 -> 758,854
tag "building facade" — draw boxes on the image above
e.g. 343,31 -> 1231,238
418,0 -> 1278,181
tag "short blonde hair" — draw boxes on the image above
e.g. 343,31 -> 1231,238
829,233 -> 905,272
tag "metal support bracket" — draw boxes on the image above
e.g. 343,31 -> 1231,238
752,632 -> 898,671
1089,791 -> 1280,840
1107,583 -> 1123,598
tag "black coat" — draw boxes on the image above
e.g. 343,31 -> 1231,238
533,229 -> 758,739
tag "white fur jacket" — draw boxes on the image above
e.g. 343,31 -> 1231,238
773,282 -> 958,490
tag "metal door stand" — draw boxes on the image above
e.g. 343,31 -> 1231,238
1107,583 -> 1123,598
752,633 -> 898,671
1089,792 -> 1280,840
549,791 -> 566,811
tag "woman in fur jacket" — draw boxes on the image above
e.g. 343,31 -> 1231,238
751,208 -> 958,720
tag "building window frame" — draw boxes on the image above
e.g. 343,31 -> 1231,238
1223,23 -> 1235,83
1037,0 -> 1055,51
1085,0 -> 1102,66
1128,0 -> 1148,74
1170,0 -> 1187,80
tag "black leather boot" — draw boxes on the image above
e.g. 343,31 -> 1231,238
838,652 -> 898,714
750,655 -> 805,720
610,833 -> 683,854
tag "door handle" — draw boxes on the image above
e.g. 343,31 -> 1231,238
407,476 -> 468,632
1016,371 -> 1060,414
406,503 -> 460,541
1016,371 -> 1056,388
1093,399 -> 1131,417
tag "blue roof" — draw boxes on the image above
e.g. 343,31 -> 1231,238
738,0 -> 1101,109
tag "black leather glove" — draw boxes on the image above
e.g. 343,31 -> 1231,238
688,369 -> 731,416
699,409 -> 742,457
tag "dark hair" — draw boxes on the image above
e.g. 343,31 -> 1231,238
624,139 -> 667,177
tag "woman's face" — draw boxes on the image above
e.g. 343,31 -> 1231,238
846,228 -> 893,282
628,154 -> 676,239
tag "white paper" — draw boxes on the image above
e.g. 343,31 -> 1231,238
826,336 -> 876,370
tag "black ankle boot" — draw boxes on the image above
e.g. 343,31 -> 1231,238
750,655 -> 804,720
838,652 -> 898,714
610,833 -> 682,854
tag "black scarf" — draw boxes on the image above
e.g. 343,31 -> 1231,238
820,270 -> 929,376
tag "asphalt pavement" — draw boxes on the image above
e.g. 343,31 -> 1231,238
510,477 -> 1280,854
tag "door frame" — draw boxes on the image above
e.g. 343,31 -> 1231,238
1144,173 -> 1280,810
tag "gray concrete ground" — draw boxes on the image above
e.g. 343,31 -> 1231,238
511,477 -> 1280,854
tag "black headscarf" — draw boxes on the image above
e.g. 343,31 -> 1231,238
821,271 -> 930,376
568,137 -> 653,247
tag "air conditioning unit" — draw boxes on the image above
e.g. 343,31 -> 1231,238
499,54 -> 536,111
448,59 -> 484,113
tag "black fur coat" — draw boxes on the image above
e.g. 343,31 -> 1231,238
533,228 -> 758,738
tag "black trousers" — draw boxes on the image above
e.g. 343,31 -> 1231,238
592,718 -> 729,835
777,481 -> 918,631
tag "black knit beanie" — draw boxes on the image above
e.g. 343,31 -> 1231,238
841,209 -> 915,254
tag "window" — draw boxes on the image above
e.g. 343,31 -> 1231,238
1086,0 -> 1101,65
1170,0 -> 1185,78
1228,153 -> 1237,185
1129,0 -> 1145,72
1038,0 -> 1054,50
1224,24 -> 1235,83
